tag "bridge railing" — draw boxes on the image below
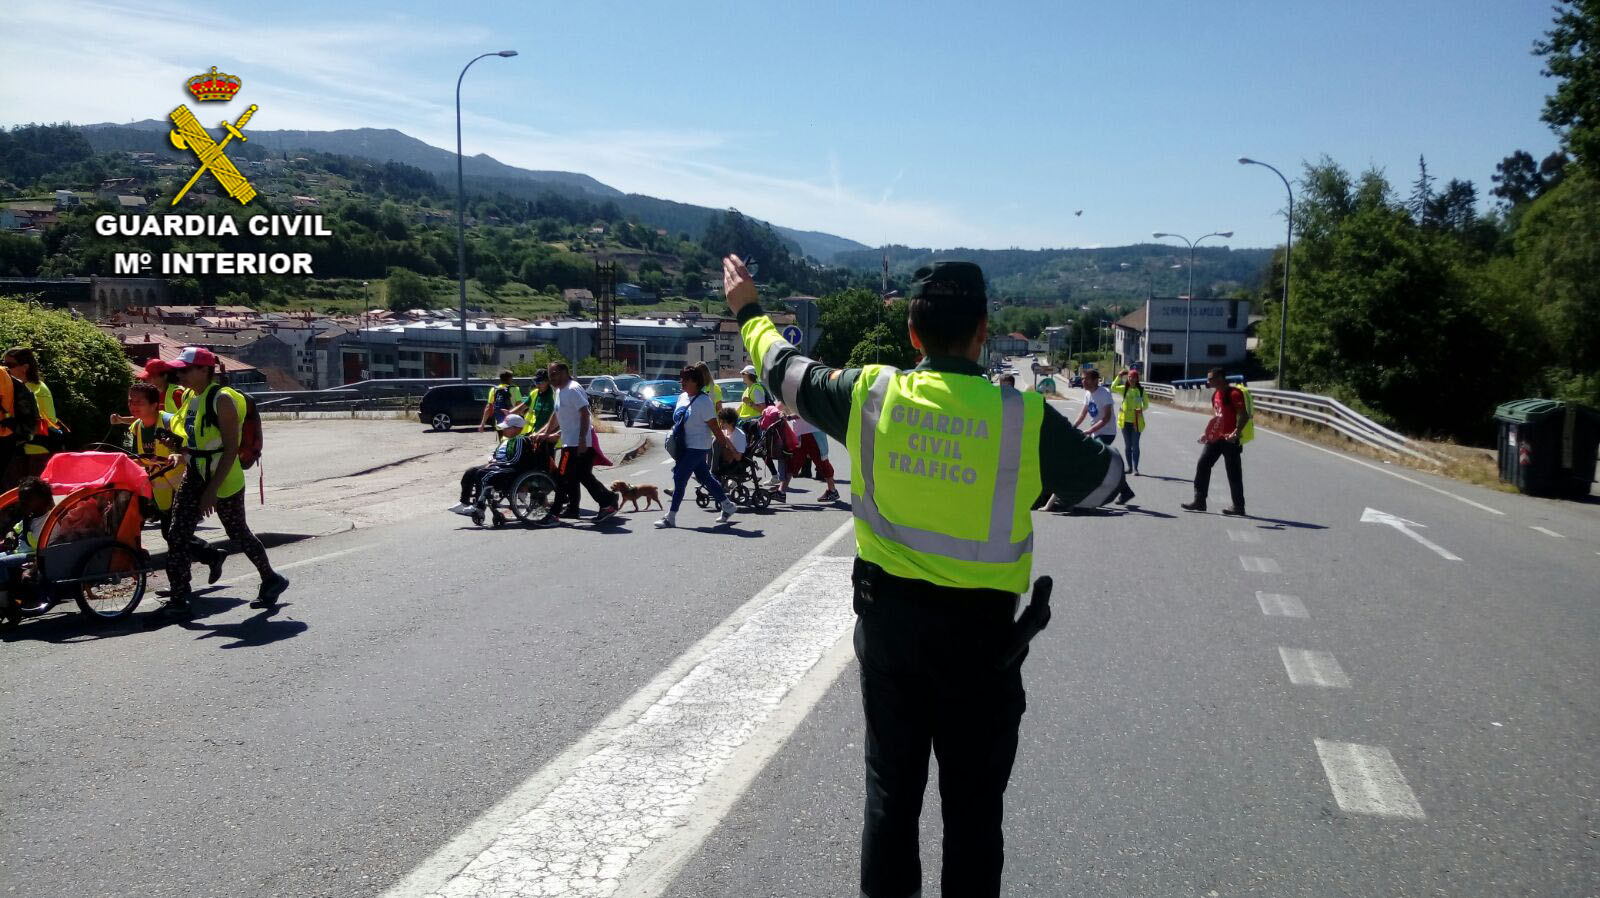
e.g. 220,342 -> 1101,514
1153,382 -> 1445,466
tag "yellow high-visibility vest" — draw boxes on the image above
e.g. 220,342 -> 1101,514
847,364 -> 1043,595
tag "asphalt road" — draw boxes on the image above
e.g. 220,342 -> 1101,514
3,402 -> 1596,898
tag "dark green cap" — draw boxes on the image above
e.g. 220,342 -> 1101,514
908,261 -> 987,303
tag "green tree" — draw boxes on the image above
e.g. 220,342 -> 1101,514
385,266 -> 435,311
0,297 -> 131,444
1535,0 -> 1600,179
512,344 -> 568,376
1510,168 -> 1600,404
476,258 -> 508,295
576,356 -> 629,376
814,287 -> 885,365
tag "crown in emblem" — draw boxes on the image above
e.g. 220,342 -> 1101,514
186,67 -> 241,102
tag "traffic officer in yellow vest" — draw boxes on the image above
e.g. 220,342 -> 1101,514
157,347 -> 287,618
728,256 -> 1126,898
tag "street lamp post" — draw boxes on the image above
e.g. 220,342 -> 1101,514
456,49 -> 518,383
1239,157 -> 1294,389
1152,230 -> 1233,380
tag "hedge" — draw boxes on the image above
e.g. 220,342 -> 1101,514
0,298 -> 132,446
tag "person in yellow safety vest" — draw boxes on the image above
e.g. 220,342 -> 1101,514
728,255 -> 1126,898
1110,366 -> 1149,475
736,364 -> 768,419
695,361 -> 721,408
4,347 -> 59,480
480,369 -> 524,432
156,346 -> 287,619
117,381 -> 229,586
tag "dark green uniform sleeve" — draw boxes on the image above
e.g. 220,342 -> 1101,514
1038,404 -> 1122,507
739,303 -> 1123,507
737,304 -> 858,443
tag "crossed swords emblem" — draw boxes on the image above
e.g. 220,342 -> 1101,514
168,103 -> 259,206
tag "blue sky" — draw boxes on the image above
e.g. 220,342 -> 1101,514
2,0 -> 1564,250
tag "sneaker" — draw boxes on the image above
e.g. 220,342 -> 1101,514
449,504 -> 475,517
771,490 -> 787,504
716,499 -> 736,524
594,505 -> 619,523
818,489 -> 840,503
154,598 -> 194,620
1221,506 -> 1246,516
1181,500 -> 1207,512
206,552 -> 228,585
653,514 -> 676,529
251,574 -> 289,608
1114,484 -> 1135,506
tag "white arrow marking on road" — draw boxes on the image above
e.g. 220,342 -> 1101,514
1360,507 -> 1461,561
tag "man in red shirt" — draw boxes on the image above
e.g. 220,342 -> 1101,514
1182,368 -> 1250,515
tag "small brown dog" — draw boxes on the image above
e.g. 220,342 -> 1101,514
610,480 -> 663,512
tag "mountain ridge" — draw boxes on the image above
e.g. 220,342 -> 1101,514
75,120 -> 869,262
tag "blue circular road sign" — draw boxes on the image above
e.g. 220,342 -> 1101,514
781,325 -> 803,345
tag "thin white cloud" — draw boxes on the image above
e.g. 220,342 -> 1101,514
2,0 -> 990,247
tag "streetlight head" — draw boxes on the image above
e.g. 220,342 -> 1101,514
1218,231 -> 1234,238
1238,157 -> 1255,165
498,50 -> 519,57
1152,232 -> 1169,239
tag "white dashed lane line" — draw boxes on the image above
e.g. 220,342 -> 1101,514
1313,739 -> 1426,819
1256,591 -> 1308,618
1227,529 -> 1262,543
1278,648 -> 1351,688
1238,555 -> 1281,573
1529,525 -> 1565,538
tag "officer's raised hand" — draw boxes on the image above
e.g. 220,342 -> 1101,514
723,255 -> 757,315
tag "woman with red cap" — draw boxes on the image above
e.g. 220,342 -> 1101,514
157,346 -> 287,618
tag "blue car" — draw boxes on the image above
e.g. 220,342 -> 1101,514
621,379 -> 682,428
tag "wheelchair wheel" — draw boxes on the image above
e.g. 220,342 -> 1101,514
694,488 -> 710,509
509,472 -> 556,524
73,542 -> 147,620
751,486 -> 772,509
726,479 -> 749,507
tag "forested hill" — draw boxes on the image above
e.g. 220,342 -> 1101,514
835,244 -> 1277,304
75,120 -> 870,263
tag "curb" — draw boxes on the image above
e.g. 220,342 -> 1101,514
618,436 -> 650,464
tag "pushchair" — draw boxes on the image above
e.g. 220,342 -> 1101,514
1,451 -> 166,628
472,440 -> 558,528
696,420 -> 772,510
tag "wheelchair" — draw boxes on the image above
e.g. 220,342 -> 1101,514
470,444 -> 559,528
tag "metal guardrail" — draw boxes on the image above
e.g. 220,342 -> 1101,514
1152,382 -> 1445,466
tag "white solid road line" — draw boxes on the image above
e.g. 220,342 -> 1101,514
383,518 -> 857,898
1239,555 -> 1282,573
1256,591 -> 1308,618
1313,739 -> 1426,819
1264,429 -> 1505,516
1227,529 -> 1262,543
1529,525 -> 1566,538
1278,648 -> 1352,688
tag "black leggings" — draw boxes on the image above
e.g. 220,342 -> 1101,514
165,475 -> 274,598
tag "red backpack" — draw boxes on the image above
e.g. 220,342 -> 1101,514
205,387 -> 264,469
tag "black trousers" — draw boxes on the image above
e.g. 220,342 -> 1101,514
554,447 -> 615,514
853,560 -> 1026,898
1193,438 -> 1245,508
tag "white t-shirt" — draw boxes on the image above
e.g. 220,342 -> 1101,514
725,425 -> 748,455
553,382 -> 590,448
1083,386 -> 1114,428
788,415 -> 814,437
674,392 -> 717,451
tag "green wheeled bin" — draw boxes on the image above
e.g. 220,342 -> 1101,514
1493,399 -> 1600,497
